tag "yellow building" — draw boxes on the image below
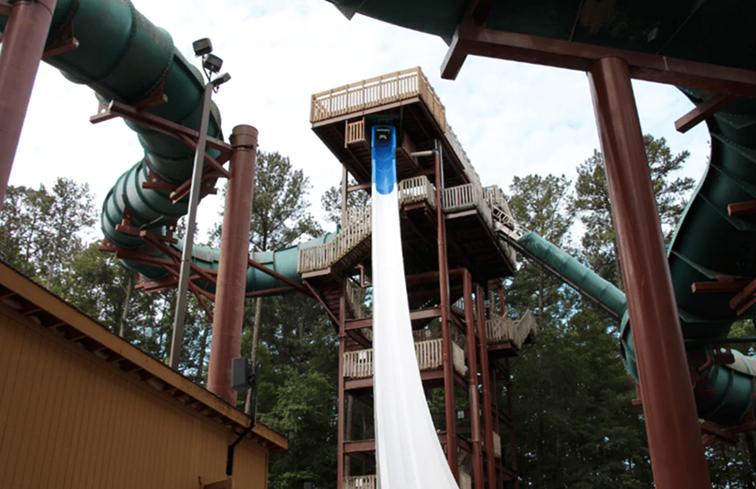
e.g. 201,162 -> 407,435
0,261 -> 286,489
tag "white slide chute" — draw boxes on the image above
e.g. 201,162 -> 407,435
371,126 -> 460,489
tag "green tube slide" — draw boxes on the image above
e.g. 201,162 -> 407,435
0,0 -> 330,293
517,223 -> 756,427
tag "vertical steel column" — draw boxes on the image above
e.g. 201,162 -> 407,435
463,270 -> 484,488
207,125 -> 258,404
0,0 -> 57,212
476,283 -> 497,489
434,140 -> 458,479
337,283 -> 347,489
341,164 -> 348,228
170,82 -> 215,369
588,56 -> 711,489
504,360 -> 518,489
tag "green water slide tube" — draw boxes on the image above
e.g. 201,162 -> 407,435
0,0 -> 330,293
517,230 -> 756,428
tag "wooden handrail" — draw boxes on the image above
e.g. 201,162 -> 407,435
310,67 -> 446,129
486,309 -> 537,349
343,338 -> 465,379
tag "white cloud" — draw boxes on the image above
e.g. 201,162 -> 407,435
8,0 -> 709,240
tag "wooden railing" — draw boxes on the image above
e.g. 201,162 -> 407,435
445,124 -> 481,189
298,178 -> 438,274
398,175 -> 436,209
344,475 -> 376,489
310,67 -> 446,129
343,339 -> 465,379
298,206 -> 371,274
346,119 -> 366,146
486,310 -> 537,349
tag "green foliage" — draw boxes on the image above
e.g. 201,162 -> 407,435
250,151 -> 323,250
321,177 -> 371,227
571,135 -> 695,288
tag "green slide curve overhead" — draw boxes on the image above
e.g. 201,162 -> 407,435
0,0 -> 332,293
328,0 -> 756,428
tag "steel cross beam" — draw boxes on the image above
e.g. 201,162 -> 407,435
441,24 -> 756,97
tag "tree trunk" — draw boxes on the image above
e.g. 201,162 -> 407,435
538,269 -> 544,325
245,296 -> 263,415
118,272 -> 134,337
537,415 -> 544,489
744,431 -> 756,486
196,320 -> 209,385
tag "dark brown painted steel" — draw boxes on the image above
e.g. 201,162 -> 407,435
476,283 -> 497,488
675,93 -> 738,134
463,270 -> 484,488
207,125 -> 258,404
442,24 -> 756,98
435,143 -> 459,480
337,283 -> 347,489
588,56 -> 711,489
0,0 -> 57,212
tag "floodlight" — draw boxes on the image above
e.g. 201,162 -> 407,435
211,72 -> 231,87
203,53 -> 223,74
192,38 -> 213,57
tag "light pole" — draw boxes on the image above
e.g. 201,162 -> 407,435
169,38 -> 231,370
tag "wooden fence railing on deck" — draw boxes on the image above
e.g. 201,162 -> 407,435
298,206 -> 371,274
298,177 -> 437,274
344,475 -> 377,489
398,176 -> 436,209
343,338 -> 465,378
346,119 -> 365,146
310,67 -> 446,129
486,310 -> 538,349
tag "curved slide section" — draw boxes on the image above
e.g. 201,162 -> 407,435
515,230 -> 756,427
1,0 -> 325,294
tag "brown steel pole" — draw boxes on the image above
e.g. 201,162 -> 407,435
588,56 -> 711,489
476,283 -> 497,488
207,125 -> 258,404
463,270 -> 484,488
434,140 -> 459,480
0,0 -> 57,212
504,360 -> 518,489
337,283 -> 347,489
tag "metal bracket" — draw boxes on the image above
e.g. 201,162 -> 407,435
42,3 -> 80,59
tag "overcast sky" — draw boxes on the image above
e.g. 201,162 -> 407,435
8,0 -> 710,241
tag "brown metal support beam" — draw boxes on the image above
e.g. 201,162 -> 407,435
692,281 -> 749,294
476,283 -> 497,489
207,125 -> 258,404
246,257 -> 311,297
728,199 -> 756,217
0,0 -> 57,212
345,307 -> 440,331
588,56 -> 711,489
463,270 -> 484,488
337,281 -> 347,489
675,93 -> 738,134
435,140 -> 459,481
441,24 -> 756,98
91,100 -> 234,160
